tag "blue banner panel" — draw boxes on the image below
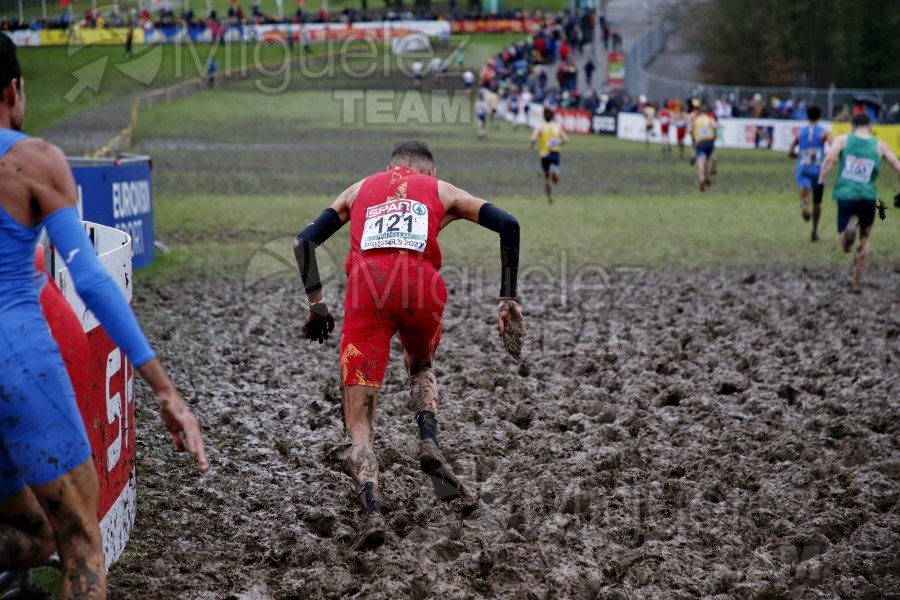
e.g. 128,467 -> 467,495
71,160 -> 155,268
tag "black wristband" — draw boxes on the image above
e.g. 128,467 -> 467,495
309,301 -> 330,317
478,203 -> 520,298
293,208 -> 343,295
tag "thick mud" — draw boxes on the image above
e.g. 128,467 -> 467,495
110,265 -> 899,599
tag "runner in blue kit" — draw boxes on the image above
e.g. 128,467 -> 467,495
818,112 -> 900,290
507,90 -> 521,131
787,105 -> 832,241
0,33 -> 207,599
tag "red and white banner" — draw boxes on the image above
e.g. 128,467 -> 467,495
450,19 -> 541,34
607,51 -> 625,89
45,223 -> 136,569
556,107 -> 593,135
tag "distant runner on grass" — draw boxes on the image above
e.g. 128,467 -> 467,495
292,140 -> 524,551
787,105 -> 832,242
690,104 -> 718,192
672,101 -> 689,159
530,106 -> 568,204
658,101 -> 673,154
818,112 -> 900,290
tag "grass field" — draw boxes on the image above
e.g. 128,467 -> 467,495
19,42 -> 307,133
20,33 -> 516,134
126,85 -> 900,285
15,38 -> 900,278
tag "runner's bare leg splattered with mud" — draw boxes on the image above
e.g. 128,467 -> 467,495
341,386 -> 386,551
407,355 -> 465,501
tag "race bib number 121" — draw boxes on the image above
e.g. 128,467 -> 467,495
361,199 -> 429,252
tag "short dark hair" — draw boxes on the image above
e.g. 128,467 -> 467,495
0,33 -> 21,91
850,112 -> 871,128
390,140 -> 434,167
543,106 -> 555,122
806,105 -> 821,121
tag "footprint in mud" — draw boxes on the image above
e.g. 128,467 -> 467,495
427,538 -> 466,563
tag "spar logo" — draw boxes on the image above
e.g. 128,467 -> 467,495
366,200 -> 411,218
412,202 -> 426,216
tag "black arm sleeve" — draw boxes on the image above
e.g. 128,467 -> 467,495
293,208 -> 344,296
478,203 -> 520,298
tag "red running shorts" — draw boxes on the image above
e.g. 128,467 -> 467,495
340,253 -> 447,387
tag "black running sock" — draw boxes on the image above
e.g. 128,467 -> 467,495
358,482 -> 382,516
813,184 -> 824,205
415,411 -> 440,447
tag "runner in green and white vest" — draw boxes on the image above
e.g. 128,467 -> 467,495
819,112 -> 900,290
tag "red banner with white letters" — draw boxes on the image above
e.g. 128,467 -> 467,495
556,108 -> 593,135
450,19 -> 541,34
47,221 -> 137,569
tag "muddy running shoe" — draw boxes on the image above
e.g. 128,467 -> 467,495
811,230 -> 819,242
351,513 -> 386,552
419,440 -> 464,501
802,208 -> 811,222
841,220 -> 857,248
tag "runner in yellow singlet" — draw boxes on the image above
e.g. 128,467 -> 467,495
690,105 -> 718,191
529,106 -> 568,204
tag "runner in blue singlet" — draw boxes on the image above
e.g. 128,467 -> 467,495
787,105 -> 832,241
0,32 -> 207,598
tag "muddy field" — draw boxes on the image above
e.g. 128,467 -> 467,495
108,263 -> 899,599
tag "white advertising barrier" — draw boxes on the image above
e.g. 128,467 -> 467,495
49,223 -> 136,570
617,112 -> 834,152
8,30 -> 41,46
11,19 -> 451,46
248,20 -> 449,40
192,20 -> 450,43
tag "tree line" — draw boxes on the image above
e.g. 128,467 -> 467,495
694,0 -> 900,88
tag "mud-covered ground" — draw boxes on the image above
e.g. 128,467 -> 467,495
110,265 -> 899,599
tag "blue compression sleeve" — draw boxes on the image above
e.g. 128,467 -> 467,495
43,207 -> 156,367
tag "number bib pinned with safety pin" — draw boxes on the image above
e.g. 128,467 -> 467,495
361,199 -> 429,252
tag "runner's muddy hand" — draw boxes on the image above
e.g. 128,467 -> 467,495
137,359 -> 209,473
157,389 -> 209,473
304,300 -> 335,344
497,297 -> 525,360
875,198 -> 889,221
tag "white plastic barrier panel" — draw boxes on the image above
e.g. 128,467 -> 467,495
49,223 -> 136,570
617,112 -> 834,152
9,30 -> 41,46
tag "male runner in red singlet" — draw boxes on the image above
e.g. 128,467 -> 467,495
658,101 -> 673,154
293,141 -> 524,551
